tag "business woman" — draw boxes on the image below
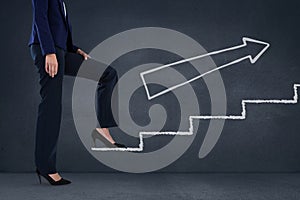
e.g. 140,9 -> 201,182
29,0 -> 125,186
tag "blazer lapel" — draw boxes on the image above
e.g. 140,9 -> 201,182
58,0 -> 68,25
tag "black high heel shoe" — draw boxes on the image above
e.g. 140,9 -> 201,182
36,169 -> 71,186
91,129 -> 127,148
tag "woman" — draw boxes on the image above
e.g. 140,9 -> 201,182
29,0 -> 125,186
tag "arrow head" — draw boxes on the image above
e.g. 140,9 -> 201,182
242,37 -> 270,64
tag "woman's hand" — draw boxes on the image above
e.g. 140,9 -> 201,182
76,49 -> 91,60
45,53 -> 58,78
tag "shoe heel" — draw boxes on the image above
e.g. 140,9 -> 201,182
91,131 -> 97,147
92,137 -> 96,147
36,169 -> 41,184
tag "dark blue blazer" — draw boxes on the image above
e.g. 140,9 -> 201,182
28,0 -> 78,56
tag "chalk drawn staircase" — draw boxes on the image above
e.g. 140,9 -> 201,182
91,84 -> 300,152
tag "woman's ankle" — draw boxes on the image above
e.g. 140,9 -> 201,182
95,128 -> 115,143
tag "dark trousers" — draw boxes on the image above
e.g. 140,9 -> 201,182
30,44 -> 118,174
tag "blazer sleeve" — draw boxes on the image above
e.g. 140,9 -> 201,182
33,0 -> 56,56
72,44 -> 79,53
67,21 -> 79,53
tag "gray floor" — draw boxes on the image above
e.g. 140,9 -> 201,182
0,173 -> 299,200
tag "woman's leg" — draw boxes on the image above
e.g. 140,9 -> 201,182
95,66 -> 118,129
64,53 -> 119,128
93,66 -> 118,143
30,45 -> 66,175
64,53 -> 119,134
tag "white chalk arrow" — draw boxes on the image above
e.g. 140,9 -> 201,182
140,37 -> 270,100
91,37 -> 274,158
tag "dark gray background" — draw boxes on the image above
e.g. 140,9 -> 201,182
0,0 -> 299,172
